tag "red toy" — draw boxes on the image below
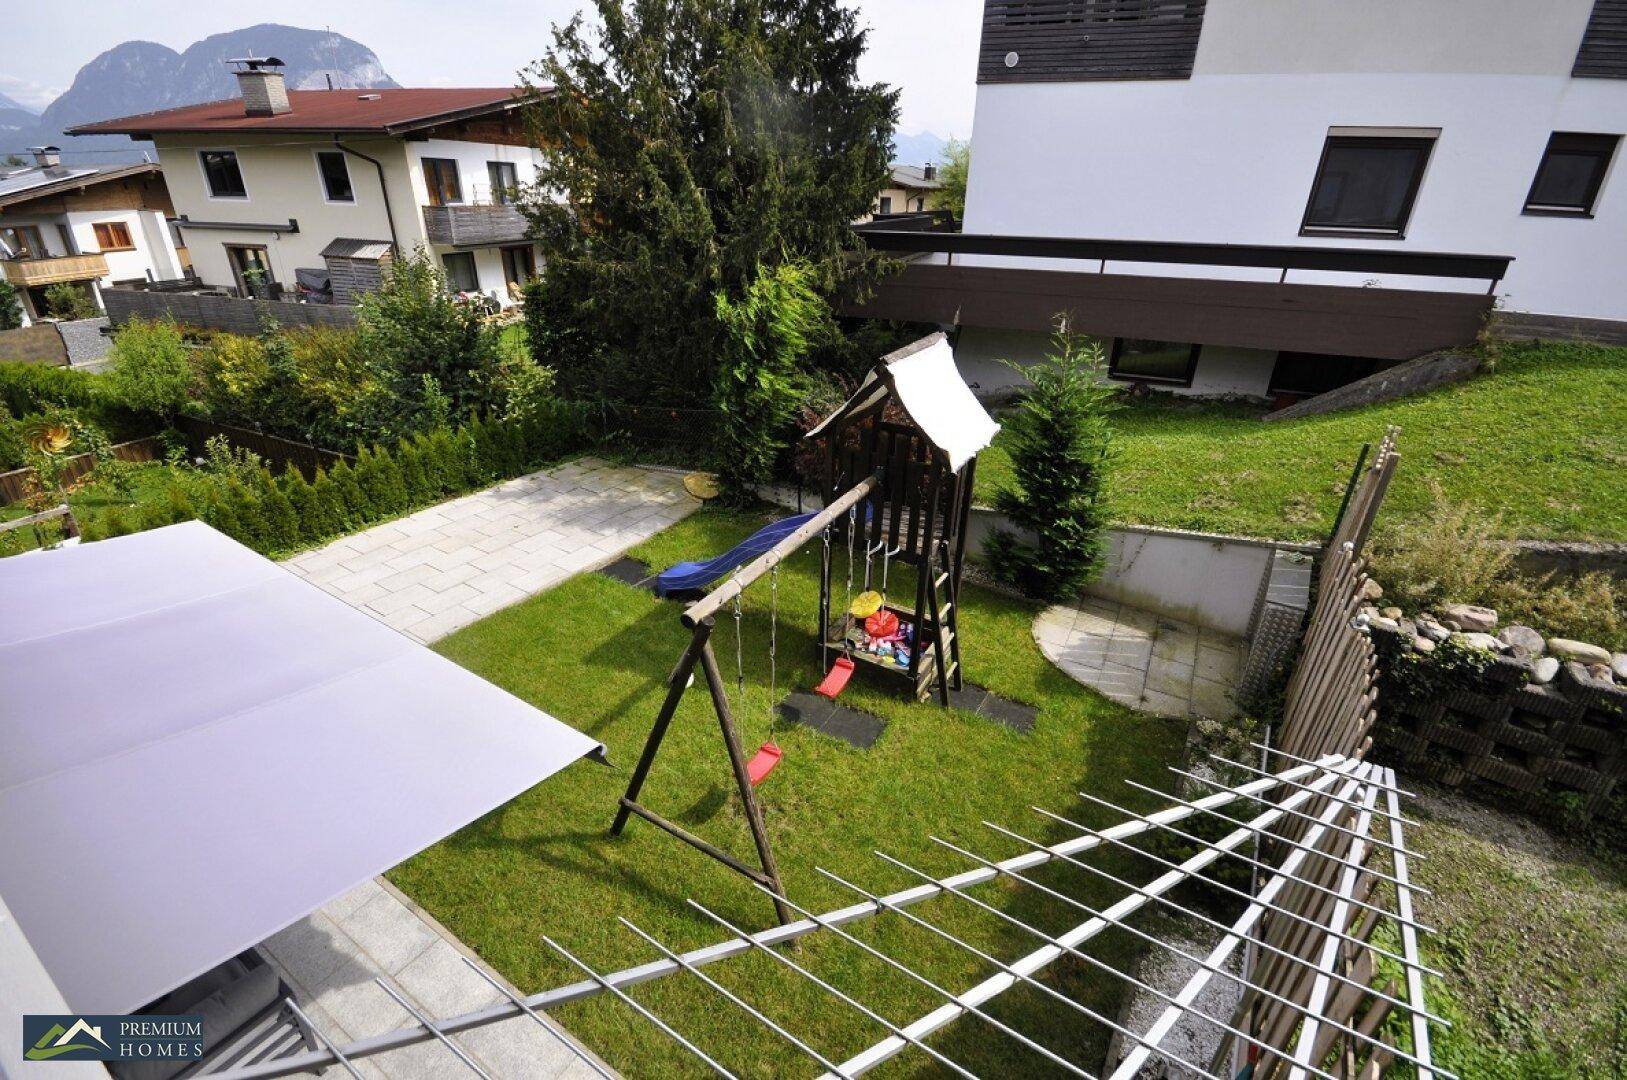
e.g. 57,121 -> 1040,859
746,742 -> 783,786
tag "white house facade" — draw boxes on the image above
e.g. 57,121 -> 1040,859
0,151 -> 185,324
854,0 -> 1626,403
70,63 -> 546,310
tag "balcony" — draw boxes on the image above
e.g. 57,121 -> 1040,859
2,253 -> 109,288
421,203 -> 529,247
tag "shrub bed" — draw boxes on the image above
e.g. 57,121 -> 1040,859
82,403 -> 589,558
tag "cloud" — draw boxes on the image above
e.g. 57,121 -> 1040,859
0,75 -> 62,112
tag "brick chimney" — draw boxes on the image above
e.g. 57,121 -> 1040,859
923,162 -> 937,181
27,146 -> 60,168
228,56 -> 291,117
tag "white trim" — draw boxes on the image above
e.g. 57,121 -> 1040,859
196,147 -> 250,202
312,149 -> 357,206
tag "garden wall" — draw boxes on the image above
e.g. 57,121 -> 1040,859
104,288 -> 358,333
1371,634 -> 1626,825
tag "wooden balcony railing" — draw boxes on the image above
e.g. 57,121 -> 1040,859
422,203 -> 530,247
1,253 -> 109,287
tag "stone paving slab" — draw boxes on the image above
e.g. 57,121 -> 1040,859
1034,598 -> 1245,721
283,457 -> 700,643
261,879 -> 610,1080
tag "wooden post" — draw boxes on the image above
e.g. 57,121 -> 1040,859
610,623 -> 710,836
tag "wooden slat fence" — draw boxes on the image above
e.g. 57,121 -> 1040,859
0,435 -> 165,506
177,417 -> 353,479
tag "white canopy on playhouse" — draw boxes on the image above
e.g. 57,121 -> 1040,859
804,332 -> 1000,472
0,522 -> 600,1015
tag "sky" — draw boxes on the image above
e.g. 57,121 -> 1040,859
0,0 -> 985,138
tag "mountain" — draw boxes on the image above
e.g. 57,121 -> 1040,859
0,91 -> 36,114
0,90 -> 38,153
22,24 -> 399,163
892,130 -> 951,169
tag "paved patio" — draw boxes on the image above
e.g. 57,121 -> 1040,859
261,879 -> 608,1079
1034,597 -> 1245,720
284,458 -> 699,642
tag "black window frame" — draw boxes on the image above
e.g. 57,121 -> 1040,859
199,149 -> 247,199
1300,134 -> 1435,239
1108,338 -> 1202,388
422,158 -> 463,207
441,251 -> 479,292
315,150 -> 355,203
487,161 -> 519,205
877,195 -> 893,215
1523,132 -> 1619,218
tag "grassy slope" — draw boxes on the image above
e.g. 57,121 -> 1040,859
1385,792 -> 1627,1077
392,507 -> 1189,1078
976,341 -> 1627,543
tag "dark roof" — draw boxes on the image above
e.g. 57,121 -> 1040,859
0,162 -> 163,210
319,237 -> 393,260
67,88 -> 542,138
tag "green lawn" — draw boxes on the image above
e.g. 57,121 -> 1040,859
1383,792 -> 1627,1077
0,461 -> 175,556
975,340 -> 1627,543
392,507 -> 1191,1078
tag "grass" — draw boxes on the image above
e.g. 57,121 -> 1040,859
391,506 -> 1192,1078
0,461 -> 175,555
975,340 -> 1627,543
1381,790 -> 1627,1077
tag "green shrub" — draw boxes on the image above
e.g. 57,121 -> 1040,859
104,318 -> 193,423
394,440 -> 434,505
255,468 -> 302,551
304,468 -> 349,540
0,361 -> 115,419
0,279 -> 21,331
985,323 -> 1118,602
357,252 -> 498,417
42,281 -> 99,321
326,460 -> 369,527
711,261 -> 822,501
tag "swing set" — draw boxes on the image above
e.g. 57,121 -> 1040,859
611,333 -> 999,921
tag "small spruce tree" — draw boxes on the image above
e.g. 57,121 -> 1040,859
985,323 -> 1118,601
256,468 -> 302,551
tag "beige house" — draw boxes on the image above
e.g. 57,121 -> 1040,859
868,163 -> 942,219
70,60 -> 546,307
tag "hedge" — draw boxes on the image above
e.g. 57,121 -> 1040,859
0,360 -> 156,440
83,401 -> 590,557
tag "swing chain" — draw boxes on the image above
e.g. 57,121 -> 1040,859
768,560 -> 778,714
731,570 -> 745,701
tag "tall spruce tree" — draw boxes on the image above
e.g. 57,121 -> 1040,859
519,0 -> 898,405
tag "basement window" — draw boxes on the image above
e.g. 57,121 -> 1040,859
199,150 -> 247,199
1524,132 -> 1619,217
1302,134 -> 1435,238
1269,352 -> 1380,397
1109,338 -> 1201,387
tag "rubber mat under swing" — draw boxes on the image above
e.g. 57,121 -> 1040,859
778,690 -> 886,749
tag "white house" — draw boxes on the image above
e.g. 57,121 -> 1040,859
69,59 -> 547,309
854,0 -> 1626,402
0,149 -> 185,324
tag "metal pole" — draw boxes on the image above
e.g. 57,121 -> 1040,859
1169,766 -> 1425,860
458,958 -> 615,1080
282,998 -> 363,1080
374,979 -> 492,1079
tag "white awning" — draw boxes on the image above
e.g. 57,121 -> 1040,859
0,523 -> 600,1014
805,333 -> 999,472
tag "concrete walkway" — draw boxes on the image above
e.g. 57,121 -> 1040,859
284,457 -> 699,642
1035,597 -> 1245,720
261,879 -> 608,1079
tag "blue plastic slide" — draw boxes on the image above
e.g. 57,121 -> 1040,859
655,511 -> 818,597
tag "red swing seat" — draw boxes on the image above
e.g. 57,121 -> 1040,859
814,656 -> 856,698
747,742 -> 783,786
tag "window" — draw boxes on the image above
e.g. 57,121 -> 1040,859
316,150 -> 355,203
487,161 -> 519,204
225,245 -> 272,296
1269,352 -> 1380,397
442,251 -> 479,292
500,245 -> 536,290
1524,132 -> 1618,216
1301,135 -> 1434,237
92,221 -> 135,251
199,150 -> 247,198
422,158 -> 462,206
1108,338 -> 1201,386
878,195 -> 893,214
0,225 -> 46,259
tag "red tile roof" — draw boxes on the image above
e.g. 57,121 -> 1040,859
67,88 -> 539,137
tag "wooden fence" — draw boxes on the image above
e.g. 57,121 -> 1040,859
0,435 -> 165,506
178,417 -> 352,479
103,287 -> 358,334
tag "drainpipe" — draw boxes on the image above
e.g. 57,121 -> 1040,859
334,139 -> 400,255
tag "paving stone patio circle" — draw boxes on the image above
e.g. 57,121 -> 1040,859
1034,598 -> 1245,720
283,458 -> 700,643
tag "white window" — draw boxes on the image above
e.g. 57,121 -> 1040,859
315,151 -> 355,203
199,150 -> 247,198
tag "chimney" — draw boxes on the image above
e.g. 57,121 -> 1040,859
27,146 -> 61,168
923,162 -> 936,181
227,56 -> 291,117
